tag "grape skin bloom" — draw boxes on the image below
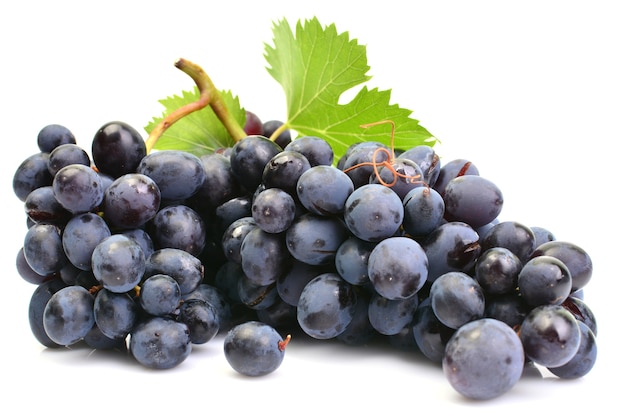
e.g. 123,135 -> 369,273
443,318 -> 525,400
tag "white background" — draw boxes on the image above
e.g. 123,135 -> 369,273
1,0 -> 622,414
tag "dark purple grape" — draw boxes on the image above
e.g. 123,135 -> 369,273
177,299 -> 220,344
43,285 -> 95,346
13,152 -> 54,202
262,150 -> 311,195
102,173 -> 161,230
520,304 -> 581,368
92,121 -> 146,178
129,316 -> 191,369
52,163 -> 104,214
480,220 -> 536,263
23,223 -> 68,276
230,135 -> 282,193
223,321 -> 290,376
284,135 -> 334,166
443,318 -> 525,400
297,272 -> 358,339
443,175 -> 503,228
530,240 -> 592,292
28,278 -> 68,348
518,255 -> 572,307
37,124 -> 76,153
24,185 -> 72,225
47,143 -> 90,176
136,150 -> 205,201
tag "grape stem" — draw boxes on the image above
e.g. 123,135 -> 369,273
144,58 -> 247,153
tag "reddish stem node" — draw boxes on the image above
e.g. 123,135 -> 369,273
278,334 -> 292,352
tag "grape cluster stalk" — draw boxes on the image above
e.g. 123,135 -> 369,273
12,61 -> 597,401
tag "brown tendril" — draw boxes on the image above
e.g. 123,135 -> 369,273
342,119 -> 423,187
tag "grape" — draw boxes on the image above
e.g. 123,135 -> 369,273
214,195 -> 252,235
342,142 -> 391,188
297,272 -> 357,339
442,318 -> 525,400
262,150 -> 311,195
37,124 -> 76,153
177,299 -> 220,344
255,299 -> 298,330
52,163 -> 104,214
91,121 -> 146,178
91,234 -> 146,293
484,293 -> 529,329
443,175 -> 503,228
335,289 -> 377,346
240,226 -> 290,286
120,228 -> 155,259
398,145 -> 440,185
251,187 -> 296,234
136,150 -> 205,201
190,153 -> 242,211
149,204 -> 206,257
243,110 -> 263,135
421,221 -> 481,283
62,212 -> 111,271
547,322 -> 597,379
367,292 -> 419,335
24,185 -> 72,225
369,157 -> 424,201
429,271 -> 485,329
129,316 -> 191,369
93,288 -> 138,339
561,296 -> 598,336
474,247 -> 522,296
237,273 -> 279,310
262,120 -> 292,148
480,220 -> 536,263
223,321 -> 290,376
229,135 -> 282,193
47,143 -> 91,176
402,186 -> 445,238
28,278 -> 68,348
144,248 -> 204,295
139,274 -> 182,316
284,135 -> 334,166
334,236 -> 376,286
519,304 -> 582,368
42,285 -> 95,346
432,158 -> 479,197
367,236 -> 428,300
412,296 -> 455,363
277,260 -> 328,307
529,240 -> 593,292
343,183 -> 404,242
221,216 -> 256,264
285,213 -> 348,266
183,283 -> 232,331
518,255 -> 572,307
23,223 -> 67,276
13,152 -> 54,201
296,165 -> 354,216
101,173 -> 161,230
531,226 -> 556,246
16,247 -> 54,285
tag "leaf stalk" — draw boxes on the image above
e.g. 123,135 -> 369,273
144,58 -> 247,153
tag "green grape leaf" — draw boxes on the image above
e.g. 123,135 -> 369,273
264,17 -> 436,162
144,87 -> 246,156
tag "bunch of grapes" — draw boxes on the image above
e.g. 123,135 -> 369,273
13,113 -> 597,400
